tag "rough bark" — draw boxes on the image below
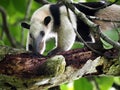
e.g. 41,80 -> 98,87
0,45 -> 120,90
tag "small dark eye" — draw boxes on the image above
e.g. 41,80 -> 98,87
40,31 -> 45,37
44,16 -> 51,26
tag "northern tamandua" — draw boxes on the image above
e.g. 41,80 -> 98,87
21,2 -> 120,54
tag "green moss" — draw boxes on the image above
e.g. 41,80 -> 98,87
0,45 -> 27,61
107,59 -> 120,75
40,55 -> 66,77
0,74 -> 27,89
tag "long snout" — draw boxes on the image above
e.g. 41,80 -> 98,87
31,35 -> 45,54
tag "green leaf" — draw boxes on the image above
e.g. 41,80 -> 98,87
101,38 -> 113,49
72,42 -> 84,49
114,77 -> 120,85
61,84 -> 69,90
61,83 -> 74,90
96,77 -> 114,90
44,39 -> 55,55
74,78 -> 93,90
101,28 -> 120,49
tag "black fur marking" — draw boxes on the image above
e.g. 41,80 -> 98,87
21,22 -> 30,29
73,2 -> 106,15
44,16 -> 51,26
76,17 -> 92,42
48,2 -> 106,41
50,4 -> 60,27
29,33 -> 33,38
73,2 -> 107,42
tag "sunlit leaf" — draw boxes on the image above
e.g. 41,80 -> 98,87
74,78 -> 93,90
61,83 -> 74,90
96,77 -> 114,90
114,77 -> 120,85
72,42 -> 84,49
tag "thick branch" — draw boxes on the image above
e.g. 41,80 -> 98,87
0,45 -> 119,89
0,46 -> 96,78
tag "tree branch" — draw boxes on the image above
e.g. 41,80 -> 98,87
63,1 -> 120,51
0,6 -> 16,47
63,1 -> 97,28
0,45 -> 119,89
88,16 -> 120,23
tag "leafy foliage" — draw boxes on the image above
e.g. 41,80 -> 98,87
74,78 -> 93,90
101,29 -> 120,49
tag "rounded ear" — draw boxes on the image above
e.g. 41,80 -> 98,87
21,22 -> 30,29
44,16 -> 51,26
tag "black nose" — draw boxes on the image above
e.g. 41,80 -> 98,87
28,44 -> 33,51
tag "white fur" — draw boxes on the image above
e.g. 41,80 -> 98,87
27,5 -> 53,53
56,6 -> 76,50
27,4 -> 120,54
27,4 -> 76,54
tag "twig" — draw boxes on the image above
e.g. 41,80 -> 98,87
63,1 -> 120,51
74,1 -> 109,11
63,1 -> 102,54
97,25 -> 120,61
0,6 -> 16,47
74,28 -> 102,55
24,0 -> 32,20
88,16 -> 120,23
63,2 -> 97,28
89,15 -> 120,43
